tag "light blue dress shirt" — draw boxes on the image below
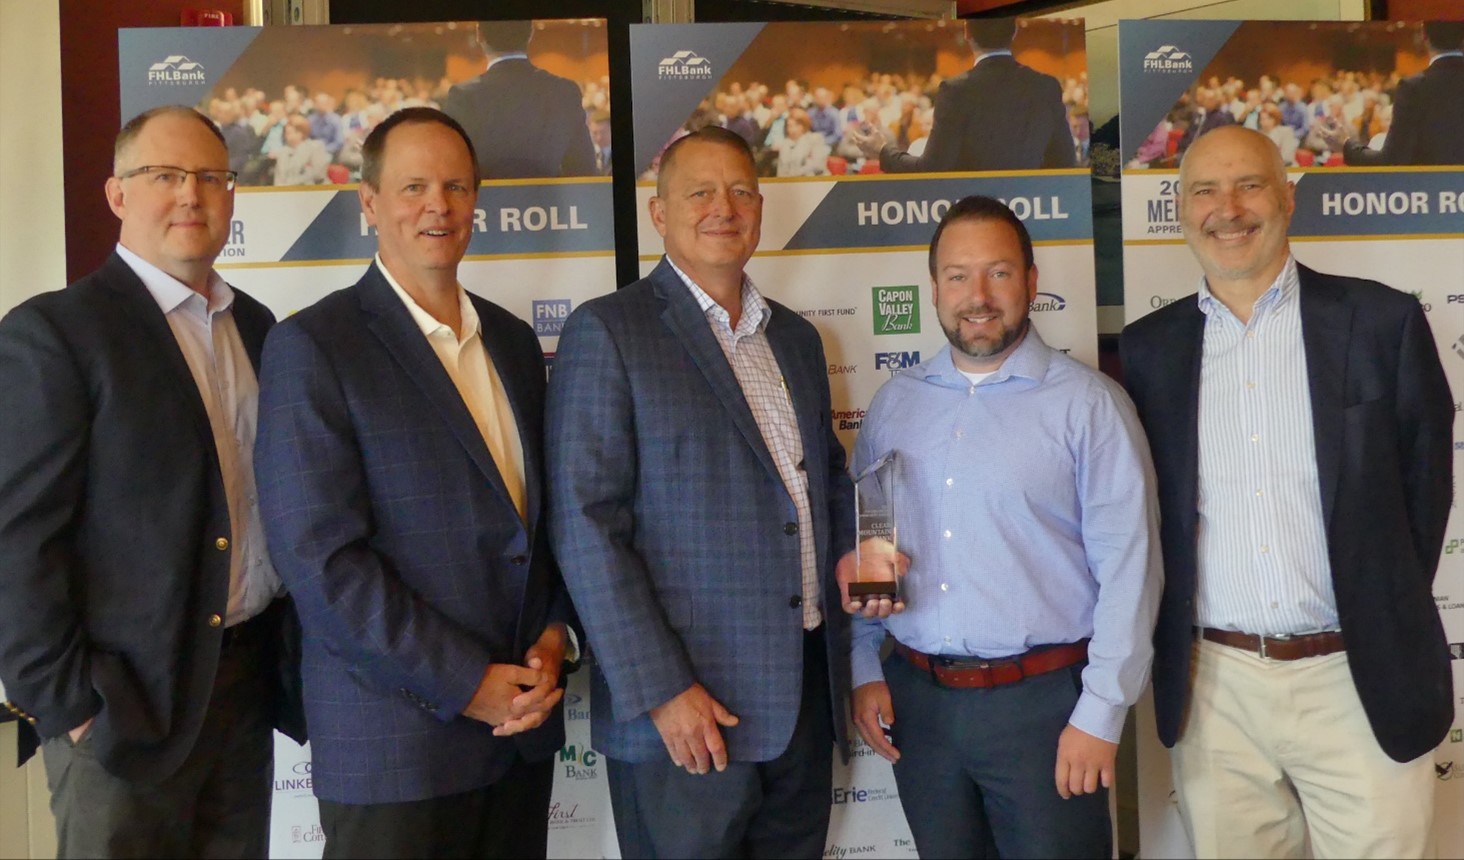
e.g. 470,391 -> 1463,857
850,327 -> 1162,742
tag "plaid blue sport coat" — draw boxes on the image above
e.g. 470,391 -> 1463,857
547,258 -> 855,764
255,264 -> 574,804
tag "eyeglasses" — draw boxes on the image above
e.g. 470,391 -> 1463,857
117,165 -> 238,192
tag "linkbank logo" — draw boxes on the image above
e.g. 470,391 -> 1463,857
658,51 -> 713,80
1143,45 -> 1194,73
148,55 -> 206,85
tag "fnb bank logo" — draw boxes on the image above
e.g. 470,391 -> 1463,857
1143,45 -> 1194,73
148,55 -> 205,85
658,51 -> 713,80
872,286 -> 920,335
1031,292 -> 1066,312
875,351 -> 920,373
532,299 -> 571,337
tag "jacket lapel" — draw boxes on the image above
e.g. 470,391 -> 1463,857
651,261 -> 783,487
357,264 -> 517,512
477,299 -> 542,530
1166,302 -> 1205,552
1297,265 -> 1350,528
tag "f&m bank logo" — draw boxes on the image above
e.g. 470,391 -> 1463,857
875,351 -> 920,374
659,51 -> 713,80
532,299 -> 571,337
148,55 -> 206,85
872,286 -> 920,335
1143,45 -> 1194,74
1031,292 -> 1067,313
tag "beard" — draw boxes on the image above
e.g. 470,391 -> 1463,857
941,308 -> 1028,362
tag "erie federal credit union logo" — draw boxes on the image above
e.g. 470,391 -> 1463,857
658,50 -> 713,80
1143,45 -> 1194,74
148,55 -> 206,85
872,286 -> 920,335
532,299 -> 571,337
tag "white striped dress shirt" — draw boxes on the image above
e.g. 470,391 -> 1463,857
1195,256 -> 1338,635
668,259 -> 821,630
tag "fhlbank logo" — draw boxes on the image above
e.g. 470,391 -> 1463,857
659,51 -> 713,80
148,55 -> 206,85
875,351 -> 920,373
1031,292 -> 1067,312
533,299 -> 571,337
1143,45 -> 1194,73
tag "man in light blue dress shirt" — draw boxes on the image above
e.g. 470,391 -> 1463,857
842,196 -> 1162,858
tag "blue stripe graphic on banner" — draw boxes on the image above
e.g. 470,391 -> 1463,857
281,182 -> 615,262
782,174 -> 1093,251
1290,171 -> 1464,237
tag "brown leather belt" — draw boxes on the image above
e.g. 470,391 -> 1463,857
894,639 -> 1089,689
1199,627 -> 1345,661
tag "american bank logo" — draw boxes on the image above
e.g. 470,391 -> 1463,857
532,299 -> 571,337
658,51 -> 713,80
1031,292 -> 1067,312
148,55 -> 206,85
1143,45 -> 1194,74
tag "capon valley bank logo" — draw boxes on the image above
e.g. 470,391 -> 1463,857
1143,45 -> 1194,74
658,51 -> 713,80
148,55 -> 206,85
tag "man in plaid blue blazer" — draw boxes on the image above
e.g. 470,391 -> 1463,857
255,108 -> 575,858
547,127 -> 856,859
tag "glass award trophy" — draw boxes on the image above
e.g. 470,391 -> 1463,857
851,450 -> 902,601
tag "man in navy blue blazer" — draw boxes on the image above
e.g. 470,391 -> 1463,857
547,127 -> 856,858
255,107 -> 575,858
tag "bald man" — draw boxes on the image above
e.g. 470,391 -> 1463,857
1120,126 -> 1452,857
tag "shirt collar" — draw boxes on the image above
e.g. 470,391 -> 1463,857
973,49 -> 1013,68
376,254 -> 479,343
1196,254 -> 1298,318
486,53 -> 529,71
665,256 -> 771,334
1431,51 -> 1463,66
918,323 -> 1053,389
116,242 -> 233,320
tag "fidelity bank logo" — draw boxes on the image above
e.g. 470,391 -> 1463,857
872,286 -> 920,335
1143,45 -> 1194,74
148,55 -> 206,85
658,51 -> 713,80
533,299 -> 571,337
1031,292 -> 1067,313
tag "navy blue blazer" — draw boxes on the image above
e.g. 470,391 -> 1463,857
255,264 -> 571,804
546,259 -> 856,763
1120,264 -> 1453,763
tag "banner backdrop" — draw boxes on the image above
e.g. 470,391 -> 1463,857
119,21 -> 616,860
1117,19 -> 1464,859
631,20 -> 1096,858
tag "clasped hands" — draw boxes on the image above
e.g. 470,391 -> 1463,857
461,622 -> 568,736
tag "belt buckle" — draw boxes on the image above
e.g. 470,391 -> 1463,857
1257,633 -> 1292,660
932,655 -> 993,687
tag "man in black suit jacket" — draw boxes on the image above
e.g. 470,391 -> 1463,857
0,106 -> 304,858
1323,22 -> 1464,166
1121,126 -> 1452,859
441,20 -> 596,180
850,19 -> 1076,173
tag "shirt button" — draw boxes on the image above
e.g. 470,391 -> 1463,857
1255,489 -> 1264,497
940,583 -> 949,592
784,522 -> 798,535
954,430 -> 963,439
1250,434 -> 1259,442
1260,545 -> 1270,554
215,537 -> 229,551
1246,331 -> 1256,339
208,613 -> 223,627
789,595 -> 802,608
944,636 -> 952,644
1270,601 -> 1279,609
945,478 -> 954,487
1246,381 -> 1257,389
943,530 -> 952,539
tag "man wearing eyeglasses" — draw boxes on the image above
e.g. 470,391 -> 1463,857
0,105 -> 305,858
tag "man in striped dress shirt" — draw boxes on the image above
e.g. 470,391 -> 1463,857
1121,125 -> 1453,858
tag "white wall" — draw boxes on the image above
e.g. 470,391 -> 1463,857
0,0 -> 65,856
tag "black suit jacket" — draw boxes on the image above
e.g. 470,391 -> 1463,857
0,253 -> 305,780
1344,55 -> 1464,166
1120,264 -> 1454,763
441,58 -> 597,180
880,55 -> 1076,173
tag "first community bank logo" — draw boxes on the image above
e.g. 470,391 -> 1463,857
148,55 -> 206,85
659,50 -> 713,80
1143,45 -> 1194,73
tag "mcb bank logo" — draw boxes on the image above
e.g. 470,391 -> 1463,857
148,55 -> 206,85
872,286 -> 920,335
658,51 -> 713,80
1031,292 -> 1067,313
1143,45 -> 1194,74
532,299 -> 571,338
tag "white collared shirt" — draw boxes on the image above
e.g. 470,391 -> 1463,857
116,243 -> 281,626
1195,256 -> 1338,635
377,256 -> 527,521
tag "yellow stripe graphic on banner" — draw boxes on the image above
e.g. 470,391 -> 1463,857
637,238 -> 1094,261
1124,165 -> 1463,177
634,168 -> 1093,188
1126,235 -> 1463,247
215,250 -> 615,269
239,175 -> 613,193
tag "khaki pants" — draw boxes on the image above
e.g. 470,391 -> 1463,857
1172,638 -> 1436,859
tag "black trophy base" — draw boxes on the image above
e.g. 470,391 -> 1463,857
848,581 -> 898,598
